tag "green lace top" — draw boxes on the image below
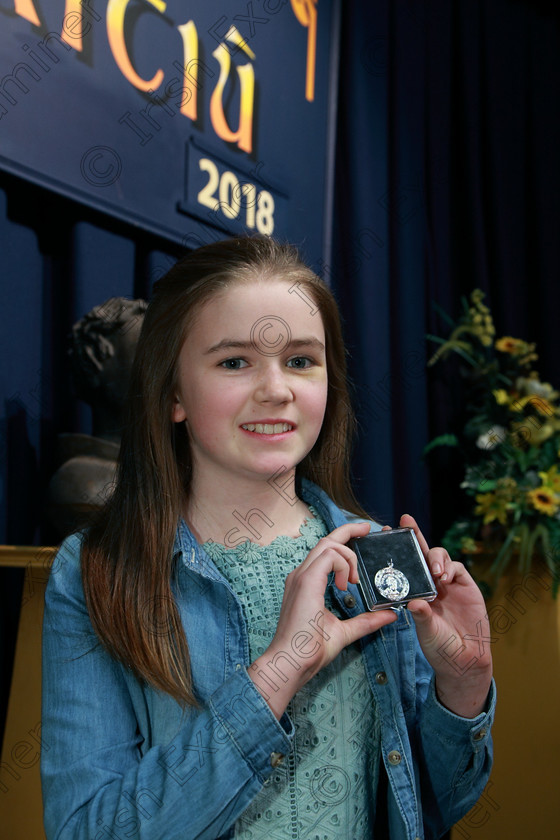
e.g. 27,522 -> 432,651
203,507 -> 381,840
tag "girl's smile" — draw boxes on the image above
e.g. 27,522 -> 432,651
240,420 -> 294,436
171,278 -> 328,493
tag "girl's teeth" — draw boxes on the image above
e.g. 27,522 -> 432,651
242,423 -> 292,434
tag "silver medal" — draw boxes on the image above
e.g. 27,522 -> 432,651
374,559 -> 410,601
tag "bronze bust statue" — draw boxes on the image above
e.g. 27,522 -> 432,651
47,297 -> 147,537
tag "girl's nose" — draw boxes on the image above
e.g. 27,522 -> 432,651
253,365 -> 294,404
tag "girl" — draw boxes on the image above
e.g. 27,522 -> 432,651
41,236 -> 494,840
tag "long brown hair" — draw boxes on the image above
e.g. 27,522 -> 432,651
81,236 -> 367,705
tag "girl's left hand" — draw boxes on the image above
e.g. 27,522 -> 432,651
396,514 -> 493,719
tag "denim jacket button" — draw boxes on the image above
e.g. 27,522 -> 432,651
343,593 -> 357,608
388,750 -> 402,765
270,752 -> 285,767
375,671 -> 388,685
473,728 -> 487,741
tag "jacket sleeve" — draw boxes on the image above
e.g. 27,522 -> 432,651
412,632 -> 496,838
41,535 -> 293,840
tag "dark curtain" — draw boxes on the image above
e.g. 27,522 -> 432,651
332,0 -> 560,542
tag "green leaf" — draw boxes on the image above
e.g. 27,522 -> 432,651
476,479 -> 497,493
528,524 -> 551,569
423,434 -> 459,455
426,334 -> 449,347
446,344 -> 479,368
489,527 -> 517,577
518,523 -> 531,574
431,302 -> 456,328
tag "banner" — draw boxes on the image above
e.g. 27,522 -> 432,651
0,0 -> 339,262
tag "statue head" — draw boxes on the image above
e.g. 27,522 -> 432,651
69,297 -> 147,426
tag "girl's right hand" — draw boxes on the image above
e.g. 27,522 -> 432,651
248,521 -> 397,719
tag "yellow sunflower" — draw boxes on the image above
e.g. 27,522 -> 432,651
475,491 -> 510,525
538,465 -> 560,495
526,487 -> 559,516
495,336 -> 526,354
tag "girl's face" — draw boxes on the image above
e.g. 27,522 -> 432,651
172,278 -> 328,490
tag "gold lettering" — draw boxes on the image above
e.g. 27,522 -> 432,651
107,0 -> 166,92
176,21 -> 198,121
290,0 -> 317,102
209,26 -> 255,154
14,0 -> 40,26
61,0 -> 101,52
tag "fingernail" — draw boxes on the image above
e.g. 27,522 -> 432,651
433,562 -> 442,575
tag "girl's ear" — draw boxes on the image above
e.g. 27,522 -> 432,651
171,397 -> 187,423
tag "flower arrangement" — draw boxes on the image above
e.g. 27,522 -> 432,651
426,290 -> 560,594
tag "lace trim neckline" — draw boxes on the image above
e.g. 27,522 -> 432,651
202,505 -> 326,563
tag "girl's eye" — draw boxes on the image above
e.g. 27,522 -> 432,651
220,358 -> 248,370
286,356 -> 313,369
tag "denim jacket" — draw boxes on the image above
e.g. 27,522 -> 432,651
41,479 -> 495,840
